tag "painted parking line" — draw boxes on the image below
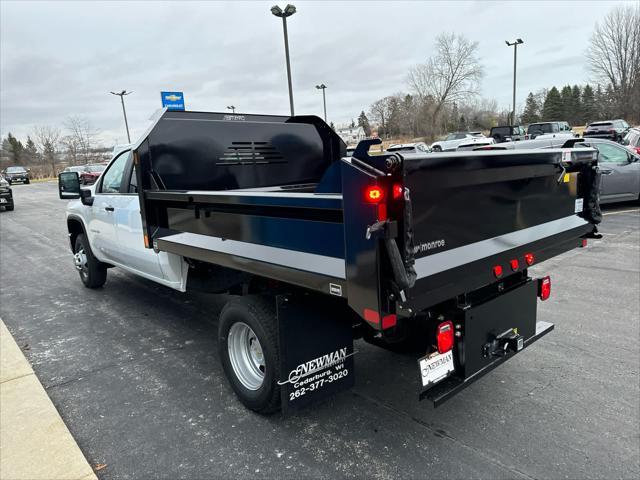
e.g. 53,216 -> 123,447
603,208 -> 640,216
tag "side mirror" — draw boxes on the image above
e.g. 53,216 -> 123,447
80,188 -> 94,206
58,172 -> 81,199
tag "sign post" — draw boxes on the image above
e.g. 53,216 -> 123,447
161,91 -> 185,111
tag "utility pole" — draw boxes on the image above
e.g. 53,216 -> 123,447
110,90 -> 132,143
505,39 -> 523,125
271,4 -> 297,116
315,84 -> 327,122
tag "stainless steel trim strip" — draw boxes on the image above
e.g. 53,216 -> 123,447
414,215 -> 588,278
161,232 -> 347,279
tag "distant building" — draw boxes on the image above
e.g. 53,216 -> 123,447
336,125 -> 366,146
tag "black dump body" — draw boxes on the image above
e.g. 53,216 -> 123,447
134,110 -> 600,329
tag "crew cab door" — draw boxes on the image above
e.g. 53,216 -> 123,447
111,153 -> 165,280
89,151 -> 129,261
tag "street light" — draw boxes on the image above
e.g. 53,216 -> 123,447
110,90 -> 132,143
271,4 -> 296,116
227,105 -> 236,114
505,38 -> 524,125
315,84 -> 327,122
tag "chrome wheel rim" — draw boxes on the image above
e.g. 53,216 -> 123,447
74,247 -> 88,278
227,322 -> 265,390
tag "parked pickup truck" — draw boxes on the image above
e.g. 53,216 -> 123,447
58,110 -> 602,414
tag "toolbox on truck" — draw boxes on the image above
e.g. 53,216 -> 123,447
130,110 -> 600,411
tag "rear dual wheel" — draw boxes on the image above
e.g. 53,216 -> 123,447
218,296 -> 281,414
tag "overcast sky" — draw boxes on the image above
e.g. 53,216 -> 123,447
0,0 -> 631,145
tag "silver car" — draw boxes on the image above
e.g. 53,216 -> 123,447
576,138 -> 640,204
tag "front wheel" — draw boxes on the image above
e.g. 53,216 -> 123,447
4,204 -> 14,211
218,296 -> 281,414
24,179 -> 30,184
74,233 -> 107,288
432,145 -> 442,152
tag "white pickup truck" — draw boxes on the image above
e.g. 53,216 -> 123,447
63,146 -> 187,291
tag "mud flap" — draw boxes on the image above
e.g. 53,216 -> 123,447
277,295 -> 355,413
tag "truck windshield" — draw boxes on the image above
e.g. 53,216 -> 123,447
528,124 -> 554,135
6,167 -> 26,173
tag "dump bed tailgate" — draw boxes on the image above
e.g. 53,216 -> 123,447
402,148 -> 598,309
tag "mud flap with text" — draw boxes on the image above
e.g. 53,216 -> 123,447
277,295 -> 355,413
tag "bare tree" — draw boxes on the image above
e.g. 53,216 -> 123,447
586,4 -> 640,121
369,96 -> 394,138
408,33 -> 484,139
34,126 -> 61,176
63,116 -> 100,164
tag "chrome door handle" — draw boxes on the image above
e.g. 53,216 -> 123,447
104,205 -> 115,212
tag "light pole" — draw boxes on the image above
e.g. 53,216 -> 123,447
315,84 -> 327,122
227,105 -> 236,114
271,4 -> 296,116
110,90 -> 132,143
505,38 -> 523,125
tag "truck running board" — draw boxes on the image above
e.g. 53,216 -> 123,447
420,320 -> 555,407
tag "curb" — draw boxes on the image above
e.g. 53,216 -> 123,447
0,319 -> 98,480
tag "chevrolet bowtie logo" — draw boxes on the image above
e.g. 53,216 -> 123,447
164,94 -> 182,102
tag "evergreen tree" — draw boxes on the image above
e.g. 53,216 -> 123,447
357,111 -> 371,137
560,85 -> 573,122
350,119 -> 356,129
571,85 -> 582,125
24,136 -> 38,165
5,133 -> 24,165
521,92 -> 540,124
581,85 -> 597,124
542,87 -> 563,121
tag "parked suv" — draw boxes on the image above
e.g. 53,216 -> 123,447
583,119 -> 630,142
431,132 -> 483,152
3,166 -> 30,184
79,164 -> 107,185
0,176 -> 14,210
490,125 -> 526,143
622,127 -> 640,155
527,121 -> 573,139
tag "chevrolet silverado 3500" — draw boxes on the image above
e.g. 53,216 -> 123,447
58,110 -> 602,413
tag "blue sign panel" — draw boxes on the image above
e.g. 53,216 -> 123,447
161,91 -> 185,111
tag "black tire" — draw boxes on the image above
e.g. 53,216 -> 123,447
218,296 -> 281,414
74,233 -> 107,288
432,145 -> 442,152
24,179 -> 30,184
4,204 -> 14,211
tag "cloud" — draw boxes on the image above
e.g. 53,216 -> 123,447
0,0 -> 633,143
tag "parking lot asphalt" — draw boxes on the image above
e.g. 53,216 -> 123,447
1,181 -> 638,480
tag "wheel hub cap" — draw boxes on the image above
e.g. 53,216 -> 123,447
227,322 -> 265,390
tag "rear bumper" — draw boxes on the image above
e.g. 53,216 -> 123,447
421,320 -> 554,406
583,133 -> 616,140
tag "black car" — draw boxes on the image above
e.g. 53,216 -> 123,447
583,119 -> 630,142
0,176 -> 14,210
4,166 -> 30,184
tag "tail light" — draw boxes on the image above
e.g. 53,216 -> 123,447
524,253 -> 535,266
538,276 -> 551,301
510,259 -> 519,271
364,185 -> 384,203
436,321 -> 454,354
634,147 -> 640,155
493,265 -> 503,278
392,183 -> 403,200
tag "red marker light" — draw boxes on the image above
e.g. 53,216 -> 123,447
436,321 -> 454,354
493,265 -> 503,278
524,253 -> 535,266
538,276 -> 551,301
392,184 -> 403,200
510,259 -> 519,271
365,185 -> 384,203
